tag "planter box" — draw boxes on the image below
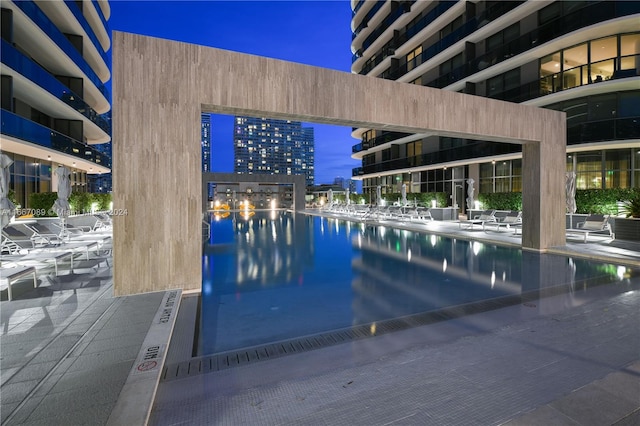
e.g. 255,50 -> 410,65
612,217 -> 640,241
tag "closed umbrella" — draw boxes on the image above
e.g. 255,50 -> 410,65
566,171 -> 577,228
53,166 -> 72,235
0,153 -> 16,229
345,188 -> 350,206
376,185 -> 382,207
466,178 -> 475,210
327,189 -> 333,206
401,183 -> 407,206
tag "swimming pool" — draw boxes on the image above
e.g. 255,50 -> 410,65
198,211 -> 636,356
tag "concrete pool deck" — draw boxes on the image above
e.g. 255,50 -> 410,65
1,214 -> 639,425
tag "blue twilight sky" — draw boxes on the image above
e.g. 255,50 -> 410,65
109,0 -> 359,186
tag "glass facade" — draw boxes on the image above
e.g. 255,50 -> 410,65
351,0 -> 639,201
4,152 -> 87,208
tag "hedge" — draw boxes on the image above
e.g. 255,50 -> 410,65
384,192 -> 448,207
478,188 -> 640,214
29,192 -> 112,217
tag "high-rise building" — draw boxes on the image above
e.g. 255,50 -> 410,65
201,113 -> 211,172
1,0 -> 112,208
234,116 -> 315,187
351,1 -> 639,210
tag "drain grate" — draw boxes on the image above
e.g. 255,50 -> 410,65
161,283 -> 582,382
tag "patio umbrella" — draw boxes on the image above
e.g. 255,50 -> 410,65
466,178 -> 475,210
566,171 -> 577,228
327,189 -> 333,205
52,166 -> 72,220
0,153 -> 16,229
376,185 -> 382,206
345,188 -> 350,205
401,184 -> 407,206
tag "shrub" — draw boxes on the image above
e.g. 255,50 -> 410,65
29,192 -> 58,217
478,192 -> 522,210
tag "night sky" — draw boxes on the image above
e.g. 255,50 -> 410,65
109,0 -> 360,186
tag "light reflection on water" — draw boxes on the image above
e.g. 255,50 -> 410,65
199,211 -> 637,356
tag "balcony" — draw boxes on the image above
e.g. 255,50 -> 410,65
1,109 -> 111,168
64,0 -> 110,65
359,141 -> 521,175
2,39 -> 110,136
13,0 -> 110,101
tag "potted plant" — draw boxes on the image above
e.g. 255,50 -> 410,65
614,196 -> 640,241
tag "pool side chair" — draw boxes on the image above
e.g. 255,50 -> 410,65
0,265 -> 37,301
566,214 -> 614,242
459,209 -> 496,229
483,210 -> 522,232
25,222 -> 65,245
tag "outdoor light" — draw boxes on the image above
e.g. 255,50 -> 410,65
91,202 -> 98,214
474,200 -> 480,210
431,199 -> 436,208
473,241 -> 481,256
109,201 -> 113,211
270,199 -> 276,210
215,200 -> 220,208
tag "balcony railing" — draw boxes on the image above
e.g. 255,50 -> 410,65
2,40 -> 110,135
353,131 -> 413,153
358,141 -> 521,175
1,109 -> 112,168
64,0 -> 109,64
13,0 -> 110,101
485,54 -> 640,103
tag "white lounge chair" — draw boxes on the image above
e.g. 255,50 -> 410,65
458,209 -> 497,229
566,214 -> 614,242
483,210 -> 522,232
0,266 -> 37,301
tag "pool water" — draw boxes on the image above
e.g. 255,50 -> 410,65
198,211 -> 636,356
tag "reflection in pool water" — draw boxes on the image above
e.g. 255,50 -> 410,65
198,211 -> 637,356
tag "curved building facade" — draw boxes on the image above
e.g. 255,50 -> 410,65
1,0 -> 111,208
350,0 -> 640,210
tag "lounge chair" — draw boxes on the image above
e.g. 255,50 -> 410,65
458,209 -> 497,229
566,214 -> 614,242
0,266 -> 37,301
25,222 -> 65,245
483,210 -> 521,232
2,224 -> 38,254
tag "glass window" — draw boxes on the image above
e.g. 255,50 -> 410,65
487,75 -> 502,97
589,94 -> 617,120
621,33 -> 640,56
605,150 -> 631,188
618,91 -> 640,118
495,178 -> 510,192
541,52 -> 561,77
406,45 -> 422,71
495,161 -> 510,177
575,151 -> 602,189
590,36 -> 617,63
480,163 -> 493,178
564,43 -> 588,69
13,154 -> 25,174
563,98 -> 588,126
504,69 -> 520,91
539,2 -> 561,25
563,67 -> 581,90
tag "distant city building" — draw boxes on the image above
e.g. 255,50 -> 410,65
233,117 -> 315,187
201,113 -> 211,172
348,179 -> 357,194
1,1 -> 112,207
333,176 -> 346,189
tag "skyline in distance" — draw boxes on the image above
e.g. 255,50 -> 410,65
109,0 -> 359,186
